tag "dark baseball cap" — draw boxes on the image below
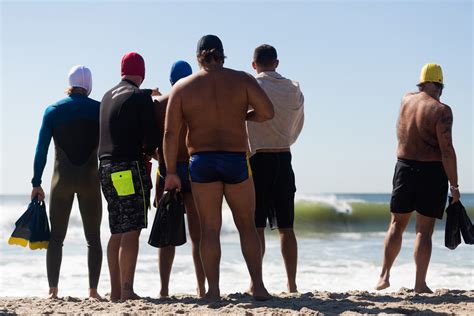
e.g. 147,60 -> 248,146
196,35 -> 224,55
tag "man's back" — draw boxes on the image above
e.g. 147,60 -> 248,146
155,95 -> 189,163
177,67 -> 255,154
397,92 -> 449,161
99,79 -> 157,161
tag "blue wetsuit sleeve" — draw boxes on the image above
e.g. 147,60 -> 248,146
32,107 -> 54,187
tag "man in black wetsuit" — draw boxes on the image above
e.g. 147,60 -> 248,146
98,52 -> 158,301
31,65 -> 102,299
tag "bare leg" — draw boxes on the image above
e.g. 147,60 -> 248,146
224,178 -> 271,301
158,246 -> 175,297
183,192 -> 206,298
107,234 -> 122,301
279,228 -> 298,293
414,213 -> 436,293
248,227 -> 266,294
257,228 -> 266,257
119,230 -> 141,300
191,181 -> 224,302
376,213 -> 411,290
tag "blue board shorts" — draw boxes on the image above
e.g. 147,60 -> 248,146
189,151 -> 252,184
158,162 -> 191,193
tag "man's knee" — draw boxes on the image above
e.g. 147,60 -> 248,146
278,228 -> 295,237
188,229 -> 201,244
49,231 -> 67,246
201,226 -> 220,238
84,232 -> 101,247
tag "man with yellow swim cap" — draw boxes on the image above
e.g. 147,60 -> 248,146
376,63 -> 460,293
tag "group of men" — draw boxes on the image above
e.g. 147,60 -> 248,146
30,34 -> 460,302
31,35 -> 305,301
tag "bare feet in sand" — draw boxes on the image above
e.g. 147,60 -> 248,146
249,285 -> 272,301
203,289 -> 220,303
415,284 -> 433,294
197,286 -> 206,299
121,291 -> 141,301
48,288 -> 58,299
288,282 -> 298,293
159,288 -> 169,299
375,277 -> 390,290
88,289 -> 102,300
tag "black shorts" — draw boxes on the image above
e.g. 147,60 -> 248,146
99,160 -> 151,234
250,152 -> 296,229
390,159 -> 448,219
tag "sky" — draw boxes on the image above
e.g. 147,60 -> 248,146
0,0 -> 472,195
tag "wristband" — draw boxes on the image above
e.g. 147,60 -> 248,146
450,185 -> 459,191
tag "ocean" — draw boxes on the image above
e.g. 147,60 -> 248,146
1,193 -> 473,297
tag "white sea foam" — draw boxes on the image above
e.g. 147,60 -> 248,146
1,196 -> 473,297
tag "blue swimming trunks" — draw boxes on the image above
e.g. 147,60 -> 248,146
158,162 -> 191,193
189,152 -> 252,184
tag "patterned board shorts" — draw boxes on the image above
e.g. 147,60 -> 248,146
99,160 -> 152,234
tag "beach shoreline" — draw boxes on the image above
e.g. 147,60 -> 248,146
1,289 -> 473,315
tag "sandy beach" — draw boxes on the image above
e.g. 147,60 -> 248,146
1,289 -> 473,315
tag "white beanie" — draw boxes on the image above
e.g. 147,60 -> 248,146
68,65 -> 92,96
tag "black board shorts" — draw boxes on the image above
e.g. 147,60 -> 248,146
99,160 -> 151,234
250,152 -> 296,229
390,158 -> 448,219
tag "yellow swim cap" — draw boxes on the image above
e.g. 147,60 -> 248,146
419,63 -> 443,84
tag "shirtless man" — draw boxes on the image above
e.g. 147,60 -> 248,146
153,60 -> 206,298
163,35 -> 274,302
376,63 -> 460,293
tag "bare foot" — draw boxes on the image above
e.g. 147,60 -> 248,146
109,290 -> 121,302
203,289 -> 220,303
288,282 -> 298,293
48,288 -> 58,299
375,277 -> 390,291
251,286 -> 272,301
160,288 -> 169,298
415,285 -> 433,294
121,292 -> 141,301
89,289 -> 102,300
197,286 -> 206,299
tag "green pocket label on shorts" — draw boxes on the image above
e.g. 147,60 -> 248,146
111,170 -> 135,196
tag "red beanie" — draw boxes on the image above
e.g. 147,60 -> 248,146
121,52 -> 145,80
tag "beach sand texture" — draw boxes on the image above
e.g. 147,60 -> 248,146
1,289 -> 473,315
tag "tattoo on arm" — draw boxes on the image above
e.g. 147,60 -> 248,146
440,111 -> 453,143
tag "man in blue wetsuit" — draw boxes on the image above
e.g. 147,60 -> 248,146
153,61 -> 206,298
98,52 -> 158,301
31,65 -> 103,299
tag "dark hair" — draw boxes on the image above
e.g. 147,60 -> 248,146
253,44 -> 277,67
197,49 -> 226,64
417,81 -> 444,91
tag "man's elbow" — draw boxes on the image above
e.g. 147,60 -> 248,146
260,108 -> 274,121
441,145 -> 456,159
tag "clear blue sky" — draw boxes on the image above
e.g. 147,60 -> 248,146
0,0 -> 472,195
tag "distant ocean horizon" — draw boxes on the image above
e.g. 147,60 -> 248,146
1,193 -> 473,297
